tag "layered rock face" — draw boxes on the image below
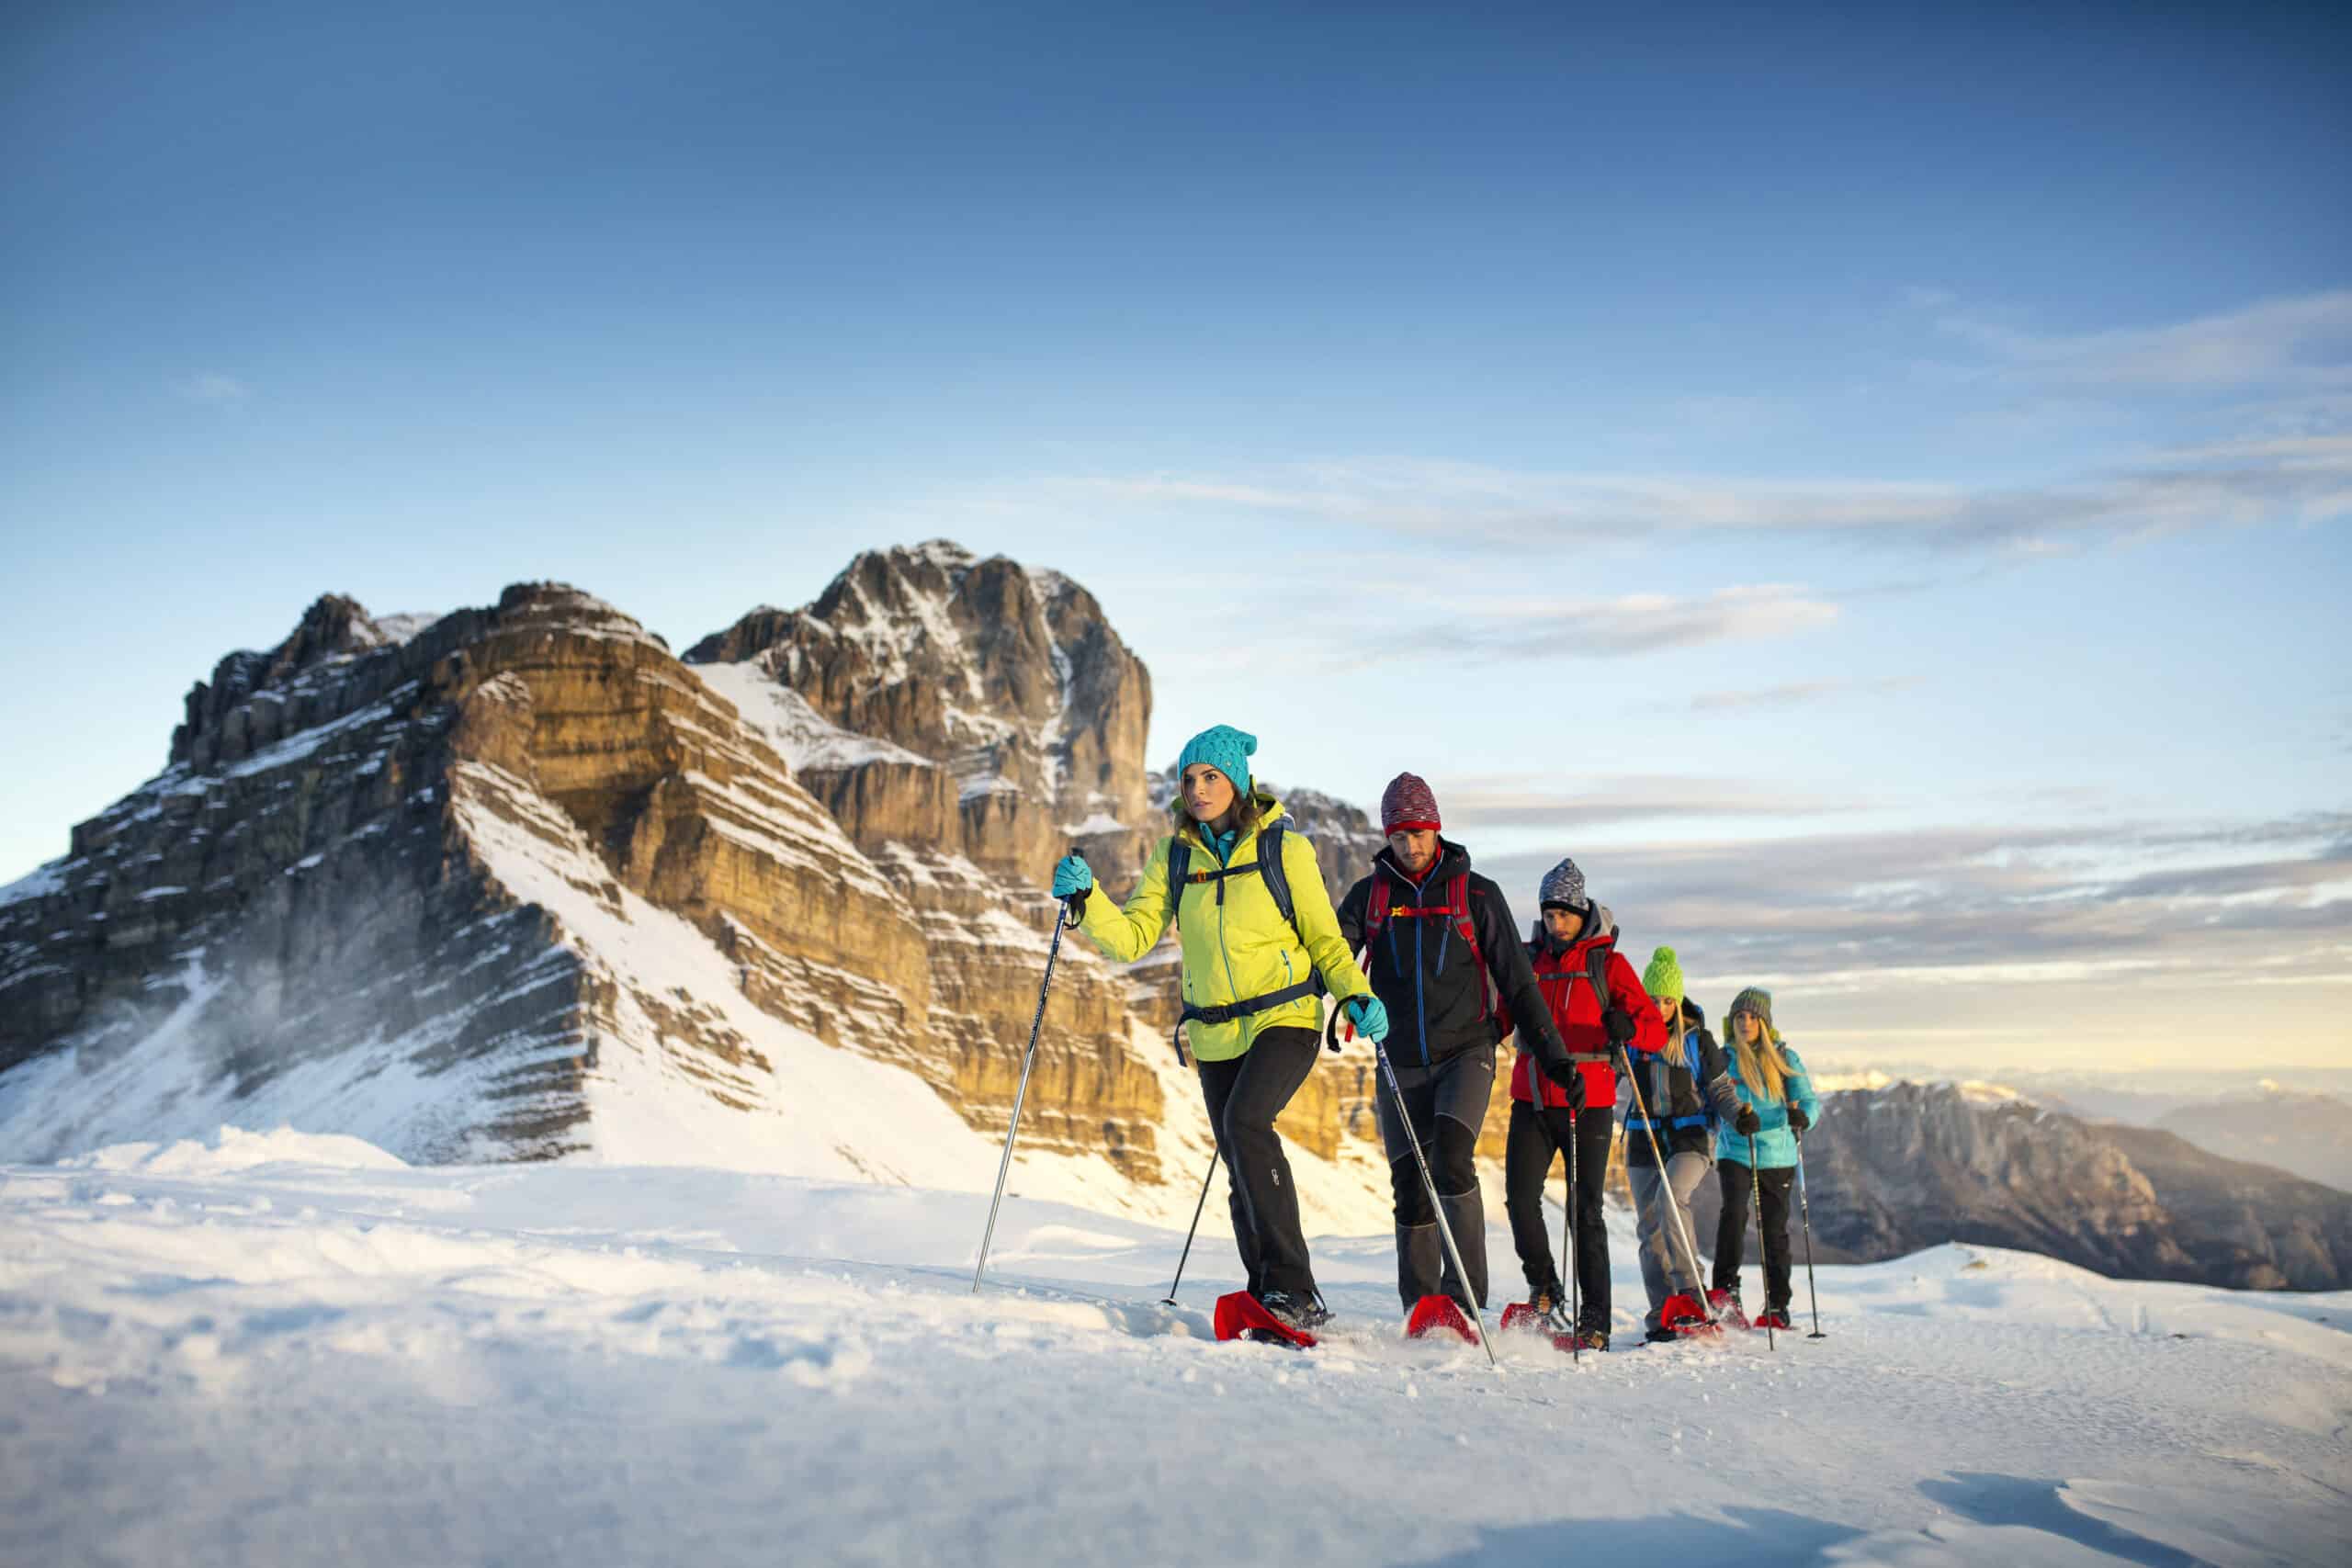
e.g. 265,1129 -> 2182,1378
0,585 -> 930,1163
0,543 -> 1411,1194
685,543 -> 1179,1179
1793,1082 -> 2352,1290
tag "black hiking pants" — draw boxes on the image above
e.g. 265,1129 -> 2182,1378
1503,1100 -> 1614,1331
1374,1044 -> 1496,1313
1196,1026 -> 1322,1303
1713,1160 -> 1796,1311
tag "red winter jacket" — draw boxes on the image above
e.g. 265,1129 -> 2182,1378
1510,933 -> 1667,1110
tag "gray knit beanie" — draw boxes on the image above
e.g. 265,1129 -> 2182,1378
1538,857 -> 1589,913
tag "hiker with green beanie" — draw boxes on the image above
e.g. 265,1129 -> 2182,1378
1050,724 -> 1380,1334
1623,946 -> 1743,1341
1712,986 -> 1822,1332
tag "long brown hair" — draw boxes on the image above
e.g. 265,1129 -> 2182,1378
1169,783 -> 1269,842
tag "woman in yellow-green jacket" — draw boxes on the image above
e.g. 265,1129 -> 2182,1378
1052,724 -> 1386,1331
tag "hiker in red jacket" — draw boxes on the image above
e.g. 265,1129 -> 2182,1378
1501,856 -> 1667,1349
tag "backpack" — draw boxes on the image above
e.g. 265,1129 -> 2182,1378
1163,820 -> 1305,944
1361,865 -> 1508,1043
1163,821 -> 1325,1062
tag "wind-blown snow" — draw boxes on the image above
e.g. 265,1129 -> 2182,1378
4,1141 -> 2344,1567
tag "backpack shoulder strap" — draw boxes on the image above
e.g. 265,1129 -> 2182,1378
1450,873 -> 1505,1028
1583,939 -> 1617,1006
1363,865 -> 1394,947
1164,836 -> 1191,921
1256,821 -> 1297,929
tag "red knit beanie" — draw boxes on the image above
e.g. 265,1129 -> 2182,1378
1380,772 -> 1442,835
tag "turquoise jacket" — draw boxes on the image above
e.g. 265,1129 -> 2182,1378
1713,1040 -> 1821,1169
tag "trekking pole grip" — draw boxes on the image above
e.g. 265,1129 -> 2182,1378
1058,843 -> 1085,928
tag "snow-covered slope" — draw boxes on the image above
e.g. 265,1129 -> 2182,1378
4,1132 -> 2344,1567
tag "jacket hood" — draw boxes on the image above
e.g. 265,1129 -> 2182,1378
1680,996 -> 1706,1028
1530,900 -> 1616,953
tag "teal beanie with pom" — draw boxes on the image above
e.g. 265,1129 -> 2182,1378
1176,725 -> 1256,799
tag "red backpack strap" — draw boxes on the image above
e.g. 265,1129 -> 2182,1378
1446,873 -> 1507,1029
1363,867 -> 1394,948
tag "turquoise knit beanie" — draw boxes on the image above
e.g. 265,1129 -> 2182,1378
1176,725 -> 1256,801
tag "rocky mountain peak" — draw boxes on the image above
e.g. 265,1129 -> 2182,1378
171,592 -> 418,769
686,542 -> 1151,873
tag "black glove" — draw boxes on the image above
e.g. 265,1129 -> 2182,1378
1786,1104 -> 1811,1133
1543,1060 -> 1588,1111
1734,1105 -> 1761,1137
1602,1006 -> 1636,1046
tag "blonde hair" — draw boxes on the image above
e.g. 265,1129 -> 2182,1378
1728,1011 -> 1792,1102
1662,1005 -> 1690,1072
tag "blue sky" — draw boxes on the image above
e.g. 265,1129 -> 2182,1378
4,1 -> 2346,1070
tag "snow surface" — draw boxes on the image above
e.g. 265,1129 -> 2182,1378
5,1128 -> 2346,1568
0,857 -> 66,908
691,660 -> 934,773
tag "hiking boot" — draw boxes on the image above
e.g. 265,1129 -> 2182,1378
1573,1323 -> 1611,1352
1644,1326 -> 1680,1345
1259,1291 -> 1332,1333
1753,1308 -> 1792,1332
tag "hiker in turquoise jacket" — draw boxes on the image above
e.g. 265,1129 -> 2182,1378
1712,986 -> 1821,1330
1050,724 -> 1381,1333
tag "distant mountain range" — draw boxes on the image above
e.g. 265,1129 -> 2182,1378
1783,1081 -> 2352,1291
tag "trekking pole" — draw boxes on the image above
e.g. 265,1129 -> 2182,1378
1748,1134 -> 1775,1351
1562,1113 -> 1579,1363
1617,1042 -> 1719,1328
972,881 -> 1084,1293
1161,1139 -> 1221,1305
1795,1130 -> 1826,1339
1372,1038 -> 1499,1370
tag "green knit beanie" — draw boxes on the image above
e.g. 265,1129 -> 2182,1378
1726,986 -> 1775,1036
1642,946 -> 1685,1008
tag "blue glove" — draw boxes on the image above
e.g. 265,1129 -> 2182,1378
1346,995 -> 1389,1043
1051,854 -> 1094,898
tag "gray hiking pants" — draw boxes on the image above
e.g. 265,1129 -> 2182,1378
1374,1044 -> 1495,1313
1630,1150 -> 1711,1330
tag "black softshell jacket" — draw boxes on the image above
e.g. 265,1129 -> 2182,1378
1336,840 -> 1569,1076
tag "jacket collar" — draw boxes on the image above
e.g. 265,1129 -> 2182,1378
1374,836 -> 1470,891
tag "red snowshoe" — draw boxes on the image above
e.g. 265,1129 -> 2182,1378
1498,1300 -> 1582,1355
1659,1291 -> 1721,1339
1706,1288 -> 1750,1331
1213,1291 -> 1318,1350
1753,1308 -> 1793,1332
1404,1293 -> 1479,1345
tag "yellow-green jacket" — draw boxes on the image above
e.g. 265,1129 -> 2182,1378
1078,795 -> 1374,1063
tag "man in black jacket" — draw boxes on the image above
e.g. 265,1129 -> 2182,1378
1337,773 -> 1576,1316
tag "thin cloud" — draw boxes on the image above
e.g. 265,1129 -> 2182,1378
1435,773 -> 1863,830
1407,583 -> 1838,659
1689,676 -> 1922,713
1014,434 -> 2350,554
1476,813 -> 2352,998
1929,289 -> 2352,393
178,373 -> 250,408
